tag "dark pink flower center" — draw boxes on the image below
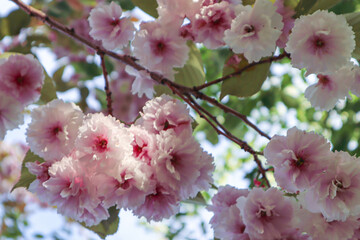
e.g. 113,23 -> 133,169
210,10 -> 226,27
153,40 -> 167,55
295,157 -> 305,167
16,76 -> 25,85
314,37 -> 325,48
163,120 -> 176,130
52,126 -> 62,136
94,136 -> 108,152
111,18 -> 120,26
244,25 -> 255,33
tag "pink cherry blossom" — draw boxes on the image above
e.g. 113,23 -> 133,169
153,130 -> 203,199
156,0 -> 201,19
88,2 -> 135,50
350,66 -> 360,97
75,112 -> 132,167
125,66 -> 155,99
94,159 -> 155,210
132,19 -> 189,78
286,10 -> 355,74
236,187 -> 294,240
274,0 -> 295,48
304,67 -> 354,111
207,185 -> 250,240
0,94 -> 24,139
0,54 -> 44,105
191,1 -> 235,49
223,0 -> 283,62
128,125 -> 157,166
43,156 -> 109,226
26,99 -> 84,161
110,64 -> 147,123
302,151 -> 360,221
132,184 -> 180,222
264,127 -> 332,193
296,208 -> 360,240
135,94 -> 193,136
194,151 -> 215,192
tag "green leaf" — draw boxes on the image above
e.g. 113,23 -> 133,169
220,54 -> 270,99
112,0 -> 135,10
82,206 -> 120,239
155,42 -> 205,97
53,65 -> 73,92
5,9 -> 31,36
131,0 -> 158,18
39,70 -> 58,104
175,42 -> 206,87
290,0 -> 342,17
308,0 -> 342,13
182,192 -> 207,206
294,0 -> 317,17
12,151 -> 44,191
345,12 -> 360,59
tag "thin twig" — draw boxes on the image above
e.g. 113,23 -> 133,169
253,154 -> 270,188
99,53 -> 112,115
193,52 -> 290,91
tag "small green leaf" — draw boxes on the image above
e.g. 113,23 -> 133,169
155,42 -> 205,97
82,206 -> 120,239
131,0 -> 158,18
12,151 -> 44,191
53,65 -> 76,92
6,9 -> 31,36
220,54 -> 270,99
175,42 -> 206,87
112,0 -> 135,10
308,0 -> 342,13
346,12 -> 360,60
242,0 -> 255,5
38,71 -> 58,104
294,0 -> 317,17
182,192 -> 207,206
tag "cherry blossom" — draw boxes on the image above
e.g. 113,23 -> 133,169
88,2 -> 135,50
135,94 -> 193,136
223,0 -> 283,62
304,67 -> 354,111
286,10 -> 355,74
236,187 -> 294,240
207,185 -> 250,240
264,127 -> 332,192
43,156 -> 109,226
132,19 -> 189,78
0,54 -> 44,105
302,151 -> 360,221
26,99 -> 84,161
0,94 -> 24,139
191,1 -> 235,49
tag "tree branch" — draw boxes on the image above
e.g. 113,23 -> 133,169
98,53 -> 113,116
193,52 -> 290,91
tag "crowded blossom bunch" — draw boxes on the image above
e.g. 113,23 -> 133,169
208,127 -> 360,240
25,96 -> 214,226
87,0 -> 359,111
2,0 -> 360,239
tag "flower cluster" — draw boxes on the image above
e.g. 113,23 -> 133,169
25,95 -> 214,225
0,54 -> 44,139
87,0 -> 357,111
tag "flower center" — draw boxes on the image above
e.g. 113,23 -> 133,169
16,76 -> 24,85
111,19 -> 120,26
52,126 -> 62,136
295,156 -> 305,167
94,136 -> 108,152
244,25 -> 255,33
314,38 -> 325,48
